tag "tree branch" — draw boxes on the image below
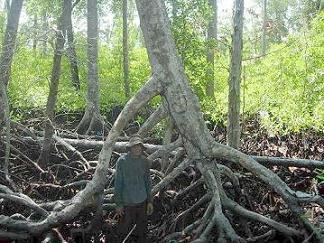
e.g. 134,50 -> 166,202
252,156 -> 324,169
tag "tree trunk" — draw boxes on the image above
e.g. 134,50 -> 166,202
320,0 -> 324,10
227,0 -> 244,149
261,0 -> 267,55
4,0 -> 10,16
135,0 -> 219,160
87,0 -> 99,111
161,116 -> 174,171
0,0 -> 23,181
0,0 -> 23,87
123,0 -> 130,98
33,14 -> 37,51
38,0 -> 70,167
171,0 -> 178,18
66,0 -> 80,90
41,11 -> 48,55
205,0 -> 217,99
76,0 -> 104,135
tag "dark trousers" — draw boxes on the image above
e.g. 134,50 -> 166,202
118,201 -> 148,243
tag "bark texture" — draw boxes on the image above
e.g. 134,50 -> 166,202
206,0 -> 217,99
0,0 -> 23,87
87,0 -> 99,112
66,0 -> 80,90
227,0 -> 244,149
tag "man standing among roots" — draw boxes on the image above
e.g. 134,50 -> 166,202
114,134 -> 154,243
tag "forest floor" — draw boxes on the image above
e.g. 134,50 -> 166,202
0,114 -> 323,242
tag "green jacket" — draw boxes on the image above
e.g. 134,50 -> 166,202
114,152 -> 152,207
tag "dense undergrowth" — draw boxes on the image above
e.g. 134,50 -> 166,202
7,12 -> 324,135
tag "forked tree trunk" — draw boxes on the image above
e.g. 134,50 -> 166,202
136,0 -> 215,157
38,0 -> 70,167
227,0 -> 244,149
76,0 -> 104,135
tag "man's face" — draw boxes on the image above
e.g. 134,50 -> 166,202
130,144 -> 143,157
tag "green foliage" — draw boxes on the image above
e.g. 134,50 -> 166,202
99,46 -> 150,109
166,0 -> 211,97
315,169 -> 324,182
9,48 -> 51,111
241,12 -> 324,133
25,0 -> 61,17
6,1 -> 324,135
188,9 -> 324,134
8,38 -> 150,117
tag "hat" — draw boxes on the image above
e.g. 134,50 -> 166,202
127,135 -> 144,148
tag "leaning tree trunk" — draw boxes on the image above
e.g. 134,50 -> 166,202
66,0 -> 80,90
38,0 -> 70,168
0,0 -> 23,183
227,0 -> 244,150
0,0 -> 321,242
205,0 -> 217,99
76,0 -> 104,135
